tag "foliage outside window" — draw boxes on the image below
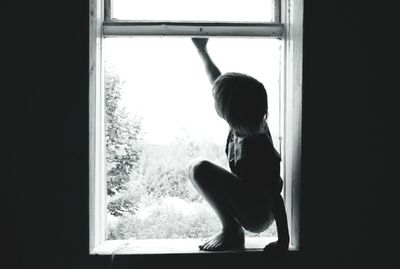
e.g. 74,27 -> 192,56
103,39 -> 279,240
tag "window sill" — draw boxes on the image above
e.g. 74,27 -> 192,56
91,237 -> 297,255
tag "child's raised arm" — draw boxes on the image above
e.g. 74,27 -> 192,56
192,38 -> 222,84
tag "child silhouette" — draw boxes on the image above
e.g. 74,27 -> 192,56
189,38 -> 289,253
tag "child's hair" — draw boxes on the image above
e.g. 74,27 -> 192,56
212,72 -> 268,136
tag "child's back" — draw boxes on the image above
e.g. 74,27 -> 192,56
225,126 -> 282,190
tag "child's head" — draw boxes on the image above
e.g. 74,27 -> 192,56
212,72 -> 268,136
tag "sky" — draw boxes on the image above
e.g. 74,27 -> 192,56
112,0 -> 275,22
104,39 -> 281,146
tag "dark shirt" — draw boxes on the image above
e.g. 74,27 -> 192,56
225,128 -> 282,191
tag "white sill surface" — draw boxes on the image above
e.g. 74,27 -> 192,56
92,237 -> 281,255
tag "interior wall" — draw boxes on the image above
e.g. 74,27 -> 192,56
1,1 -> 386,268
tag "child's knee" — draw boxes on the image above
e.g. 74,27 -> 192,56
188,159 -> 212,181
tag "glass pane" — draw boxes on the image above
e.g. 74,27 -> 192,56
104,37 -> 281,240
111,0 -> 276,22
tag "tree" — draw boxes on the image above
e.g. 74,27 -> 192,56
105,65 -> 143,216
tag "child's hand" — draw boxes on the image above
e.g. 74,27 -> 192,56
263,241 -> 288,259
192,38 -> 209,51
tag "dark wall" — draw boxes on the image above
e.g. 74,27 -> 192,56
2,1 -> 387,268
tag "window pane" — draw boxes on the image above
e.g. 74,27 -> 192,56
111,0 -> 276,22
104,37 -> 281,240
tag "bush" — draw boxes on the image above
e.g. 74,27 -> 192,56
107,197 -> 221,240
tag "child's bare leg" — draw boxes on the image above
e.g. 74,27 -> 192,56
188,160 -> 245,251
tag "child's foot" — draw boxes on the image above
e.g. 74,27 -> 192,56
199,227 -> 245,251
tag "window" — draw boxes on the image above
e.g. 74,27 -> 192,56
90,0 -> 303,254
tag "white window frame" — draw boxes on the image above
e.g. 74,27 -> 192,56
89,0 -> 303,254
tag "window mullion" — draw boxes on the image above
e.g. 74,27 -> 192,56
274,0 -> 282,23
104,0 -> 112,20
102,21 -> 284,38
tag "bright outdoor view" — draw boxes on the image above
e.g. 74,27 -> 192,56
111,0 -> 276,22
104,37 -> 282,240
